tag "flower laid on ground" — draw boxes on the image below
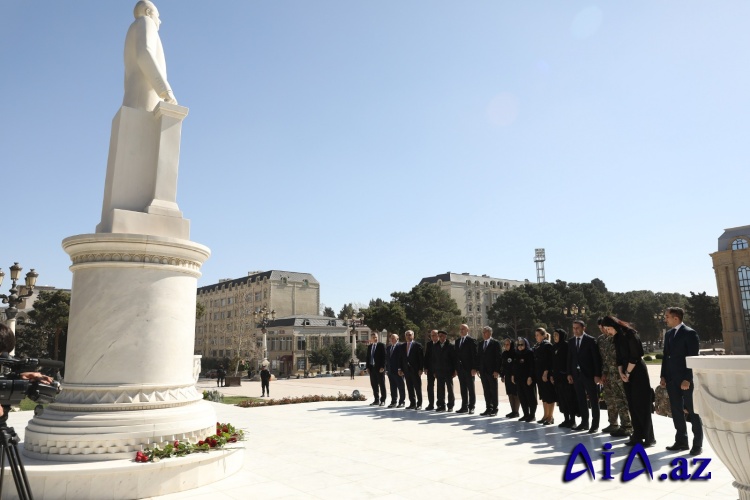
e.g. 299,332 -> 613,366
133,422 -> 244,463
202,389 -> 224,402
237,392 -> 365,408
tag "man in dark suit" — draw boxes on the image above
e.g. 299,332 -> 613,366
478,326 -> 502,416
455,324 -> 478,414
365,332 -> 386,406
399,330 -> 424,410
435,330 -> 456,412
567,319 -> 602,433
423,330 -> 439,410
386,333 -> 406,408
661,307 -> 703,456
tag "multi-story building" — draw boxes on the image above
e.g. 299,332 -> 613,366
710,226 -> 750,354
419,272 -> 528,337
195,270 -> 320,368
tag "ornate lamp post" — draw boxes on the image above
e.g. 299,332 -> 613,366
253,306 -> 275,366
346,313 -> 364,365
562,304 -> 586,327
0,262 -> 39,338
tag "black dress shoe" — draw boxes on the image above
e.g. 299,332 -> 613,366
601,424 -> 617,433
666,443 -> 690,452
645,440 -> 657,448
489,410 -> 498,416
505,411 -> 515,418
455,407 -> 468,414
369,401 -> 379,406
690,446 -> 703,456
574,423 -> 589,431
397,403 -> 405,408
624,439 -> 640,447
480,410 -> 490,416
558,420 -> 571,428
447,407 -> 454,411
415,406 -> 421,410
405,404 -> 416,410
425,405 -> 434,411
379,401 -> 385,406
435,407 -> 445,412
468,408 -> 475,415
588,427 -> 599,434
387,403 -> 396,408
518,415 -> 528,421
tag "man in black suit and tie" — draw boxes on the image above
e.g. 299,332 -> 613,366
435,330 -> 456,412
399,330 -> 424,410
386,334 -> 406,408
478,326 -> 502,416
567,319 -> 602,433
423,330 -> 439,410
455,324 -> 478,414
661,307 -> 703,456
365,332 -> 386,406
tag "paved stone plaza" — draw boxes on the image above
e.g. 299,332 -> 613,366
5,367 -> 737,499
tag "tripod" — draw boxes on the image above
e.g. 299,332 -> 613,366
0,424 -> 33,500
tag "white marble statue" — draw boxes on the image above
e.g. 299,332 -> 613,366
123,1 -> 177,111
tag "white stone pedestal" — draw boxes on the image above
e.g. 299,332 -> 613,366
24,233 -> 214,462
687,355 -> 750,500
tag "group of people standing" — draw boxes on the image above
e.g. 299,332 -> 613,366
364,307 -> 703,456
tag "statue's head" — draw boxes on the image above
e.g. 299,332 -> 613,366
133,1 -> 161,30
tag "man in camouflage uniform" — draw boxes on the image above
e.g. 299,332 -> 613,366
596,318 -> 633,437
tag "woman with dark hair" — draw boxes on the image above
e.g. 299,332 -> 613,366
552,328 -> 578,428
512,337 -> 537,422
500,338 -> 520,418
533,328 -> 556,425
601,316 -> 654,447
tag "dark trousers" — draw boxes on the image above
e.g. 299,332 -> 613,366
667,380 -> 703,447
624,364 -> 654,444
261,380 -> 270,395
369,369 -> 386,402
426,371 -> 436,406
388,372 -> 405,404
217,375 -> 225,387
554,375 -> 578,419
404,369 -> 422,406
517,380 -> 537,417
436,373 -> 455,409
456,367 -> 476,409
573,373 -> 599,427
480,371 -> 498,410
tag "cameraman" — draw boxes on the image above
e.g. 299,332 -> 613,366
0,323 -> 54,419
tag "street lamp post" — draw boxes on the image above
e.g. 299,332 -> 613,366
0,263 -> 39,341
562,304 -> 586,328
253,306 -> 275,367
346,313 -> 364,365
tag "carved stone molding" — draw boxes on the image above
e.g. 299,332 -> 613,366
70,252 -> 201,272
53,383 -> 202,411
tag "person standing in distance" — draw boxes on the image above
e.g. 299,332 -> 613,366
386,334 -> 406,408
455,324 -> 478,414
401,330 -> 424,410
567,320 -> 602,433
423,330 -> 439,410
661,307 -> 703,456
477,326 -> 502,416
365,332 -> 386,406
260,364 -> 271,397
434,331 -> 456,412
596,318 -> 633,438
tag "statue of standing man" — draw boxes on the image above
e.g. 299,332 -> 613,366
123,1 -> 178,111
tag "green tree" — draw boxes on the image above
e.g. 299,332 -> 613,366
359,298 -> 412,335
308,347 -> 330,372
195,300 -> 206,321
337,303 -> 356,320
686,292 -> 722,342
329,338 -> 351,369
392,283 -> 463,338
322,306 -> 335,318
356,341 -> 368,361
19,290 -> 71,361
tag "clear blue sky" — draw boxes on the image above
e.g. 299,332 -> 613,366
2,1 -> 748,312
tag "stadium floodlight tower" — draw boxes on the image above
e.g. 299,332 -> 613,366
534,248 -> 546,284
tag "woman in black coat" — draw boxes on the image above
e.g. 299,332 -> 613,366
512,337 -> 537,422
552,328 -> 579,428
533,328 -> 556,425
500,338 -> 520,418
601,316 -> 654,447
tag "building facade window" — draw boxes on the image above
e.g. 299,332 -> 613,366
738,266 -> 750,334
732,238 -> 749,250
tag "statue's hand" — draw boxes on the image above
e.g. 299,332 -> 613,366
161,90 -> 178,105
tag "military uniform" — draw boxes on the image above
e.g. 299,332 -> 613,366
597,333 -> 633,434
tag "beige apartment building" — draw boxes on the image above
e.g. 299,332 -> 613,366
419,272 -> 528,337
195,270 -> 320,369
710,226 -> 750,354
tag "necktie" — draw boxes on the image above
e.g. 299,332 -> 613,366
484,340 -> 488,349
371,345 -> 375,365
460,337 -> 464,348
407,342 -> 411,355
576,337 -> 581,351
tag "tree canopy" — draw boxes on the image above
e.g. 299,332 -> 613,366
18,290 -> 70,361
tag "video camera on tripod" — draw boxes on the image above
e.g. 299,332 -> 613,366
0,356 -> 62,408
